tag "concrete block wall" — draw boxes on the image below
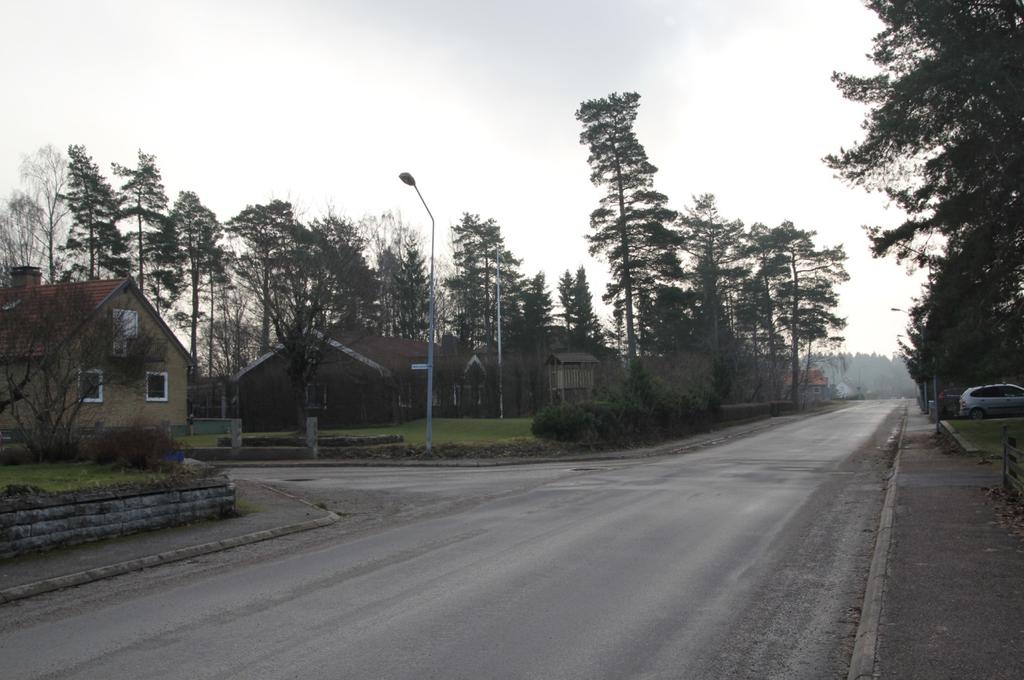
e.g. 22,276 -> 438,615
0,478 -> 235,559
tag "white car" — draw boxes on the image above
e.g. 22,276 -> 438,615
959,384 -> 1024,420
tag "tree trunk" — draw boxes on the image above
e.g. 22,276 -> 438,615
137,211 -> 144,294
190,269 -> 200,369
614,168 -> 637,360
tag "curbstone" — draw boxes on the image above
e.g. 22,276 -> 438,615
0,509 -> 339,605
847,407 -> 905,680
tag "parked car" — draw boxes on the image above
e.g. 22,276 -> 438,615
959,384 -> 1024,420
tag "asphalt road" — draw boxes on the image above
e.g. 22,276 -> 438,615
0,401 -> 901,680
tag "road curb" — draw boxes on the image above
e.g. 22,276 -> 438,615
847,407 -> 905,680
0,502 -> 338,606
938,420 -> 981,456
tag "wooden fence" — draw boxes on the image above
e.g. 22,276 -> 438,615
1003,428 -> 1023,495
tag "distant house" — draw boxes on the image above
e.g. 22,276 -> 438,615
547,352 -> 599,403
783,368 -> 830,406
0,266 -> 191,435
234,331 -> 430,431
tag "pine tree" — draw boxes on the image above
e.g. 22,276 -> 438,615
446,213 -> 520,350
169,191 -> 223,367
771,221 -> 849,407
227,200 -> 294,353
556,270 -> 576,338
510,272 -> 553,353
393,235 -> 429,340
576,92 -> 679,359
678,193 -> 746,356
62,144 -> 129,280
146,208 -> 184,319
828,1 -> 1024,380
112,150 -> 168,294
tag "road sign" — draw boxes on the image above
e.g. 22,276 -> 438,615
411,363 -> 430,371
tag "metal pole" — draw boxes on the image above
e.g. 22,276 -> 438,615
405,181 -> 435,454
933,373 -> 940,434
496,246 -> 503,419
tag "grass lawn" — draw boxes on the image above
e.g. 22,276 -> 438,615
947,418 -> 1024,457
178,418 -> 536,448
0,463 -> 170,494
325,418 -> 535,446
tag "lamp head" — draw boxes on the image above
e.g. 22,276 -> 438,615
399,172 -> 416,187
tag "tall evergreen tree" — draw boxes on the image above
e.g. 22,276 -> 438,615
678,193 -> 746,356
62,144 -> 129,280
556,269 -> 576,337
576,91 -> 679,359
169,191 -> 223,367
737,222 -> 789,401
226,200 -> 294,353
318,211 -> 378,330
146,209 -> 184,319
828,0 -> 1024,380
393,235 -> 429,340
509,272 -> 553,353
557,266 -> 605,354
678,193 -> 747,399
446,213 -> 520,350
570,267 -> 605,354
112,150 -> 168,294
771,221 -> 849,407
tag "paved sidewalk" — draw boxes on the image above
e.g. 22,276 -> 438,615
0,479 -> 335,602
876,411 -> 1024,679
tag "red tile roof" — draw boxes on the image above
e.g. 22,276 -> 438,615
0,279 -> 129,356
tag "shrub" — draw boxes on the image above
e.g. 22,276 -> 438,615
82,425 -> 183,470
531,403 -> 595,441
533,362 -> 717,444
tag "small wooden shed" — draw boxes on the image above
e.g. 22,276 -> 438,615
546,352 -> 599,403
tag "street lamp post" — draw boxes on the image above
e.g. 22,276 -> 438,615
400,172 -> 435,453
496,245 -> 504,419
892,307 -> 940,434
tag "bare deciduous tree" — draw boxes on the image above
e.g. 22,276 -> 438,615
19,144 -> 70,282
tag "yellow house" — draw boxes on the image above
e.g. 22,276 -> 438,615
0,267 -> 191,436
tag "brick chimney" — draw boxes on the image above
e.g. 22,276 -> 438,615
10,266 -> 43,288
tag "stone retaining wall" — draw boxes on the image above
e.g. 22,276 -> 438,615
0,478 -> 235,559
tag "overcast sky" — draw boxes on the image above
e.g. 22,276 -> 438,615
0,0 -> 923,355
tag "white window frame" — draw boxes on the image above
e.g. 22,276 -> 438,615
80,369 -> 104,403
145,371 -> 169,402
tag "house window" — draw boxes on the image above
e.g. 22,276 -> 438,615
80,369 -> 103,403
112,308 -> 139,357
146,372 -> 169,402
305,384 -> 327,410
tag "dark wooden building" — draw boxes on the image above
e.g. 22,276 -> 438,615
234,332 -> 429,431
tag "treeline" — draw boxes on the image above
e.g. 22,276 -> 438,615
2,90 -> 851,412
575,92 -> 849,405
0,145 -> 608,400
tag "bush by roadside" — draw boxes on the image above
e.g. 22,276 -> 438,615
81,424 -> 184,471
532,362 -> 716,444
